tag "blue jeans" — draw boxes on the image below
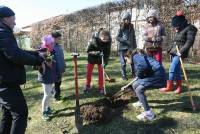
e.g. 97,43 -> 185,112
169,56 -> 182,80
119,50 -> 135,77
132,82 -> 150,111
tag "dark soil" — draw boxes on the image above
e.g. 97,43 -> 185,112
80,86 -> 136,124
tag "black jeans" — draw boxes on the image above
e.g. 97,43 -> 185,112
54,81 -> 61,99
0,86 -> 28,134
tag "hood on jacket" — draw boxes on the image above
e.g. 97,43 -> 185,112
122,12 -> 132,21
146,9 -> 159,20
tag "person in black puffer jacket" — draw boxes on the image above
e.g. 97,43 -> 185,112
160,11 -> 197,94
0,6 -> 44,134
83,28 -> 111,94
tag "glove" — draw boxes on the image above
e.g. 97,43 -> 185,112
152,36 -> 162,42
103,63 -> 107,69
89,51 -> 100,55
143,36 -> 149,41
125,40 -> 130,45
176,52 -> 181,57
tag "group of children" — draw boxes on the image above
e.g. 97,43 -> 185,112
37,9 -> 197,122
82,9 -> 197,121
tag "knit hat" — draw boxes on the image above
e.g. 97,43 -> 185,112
0,6 -> 15,19
146,9 -> 159,20
41,35 -> 55,52
171,15 -> 187,28
51,31 -> 62,38
176,10 -> 184,16
122,12 -> 132,21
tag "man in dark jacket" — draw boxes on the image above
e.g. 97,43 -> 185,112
0,6 -> 44,134
160,12 -> 197,94
116,12 -> 137,80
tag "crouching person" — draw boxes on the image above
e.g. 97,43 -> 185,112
124,49 -> 166,121
83,28 -> 111,94
38,35 -> 56,121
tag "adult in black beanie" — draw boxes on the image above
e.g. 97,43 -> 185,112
160,12 -> 197,94
0,5 -> 44,134
0,6 -> 15,18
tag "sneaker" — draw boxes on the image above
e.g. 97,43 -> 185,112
122,76 -> 128,81
46,107 -> 52,115
132,101 -> 143,109
42,111 -> 50,121
55,96 -> 62,102
83,85 -> 90,93
136,109 -> 155,121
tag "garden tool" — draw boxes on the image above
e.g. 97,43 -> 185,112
100,52 -> 106,95
176,45 -> 197,111
71,53 -> 83,132
71,52 -> 80,105
104,71 -> 116,83
112,77 -> 138,99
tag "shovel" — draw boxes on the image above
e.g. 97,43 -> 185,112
104,71 -> 116,83
100,52 -> 107,95
176,45 -> 197,111
112,77 -> 138,99
71,53 -> 80,105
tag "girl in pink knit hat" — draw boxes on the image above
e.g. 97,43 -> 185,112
38,35 -> 56,121
41,35 -> 55,52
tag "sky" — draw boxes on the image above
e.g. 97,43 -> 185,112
0,0 -> 113,28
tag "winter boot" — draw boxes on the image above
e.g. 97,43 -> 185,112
160,80 -> 174,92
174,80 -> 182,94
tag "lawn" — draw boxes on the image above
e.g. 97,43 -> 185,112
4,53 -> 200,134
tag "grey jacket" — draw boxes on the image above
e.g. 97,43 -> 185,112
116,23 -> 137,51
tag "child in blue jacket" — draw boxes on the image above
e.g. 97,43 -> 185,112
123,49 -> 166,121
52,31 -> 66,101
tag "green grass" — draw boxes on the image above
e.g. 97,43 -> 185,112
2,53 -> 200,134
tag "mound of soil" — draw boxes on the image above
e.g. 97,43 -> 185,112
80,86 -> 136,123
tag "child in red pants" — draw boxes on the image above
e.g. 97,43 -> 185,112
83,28 -> 111,94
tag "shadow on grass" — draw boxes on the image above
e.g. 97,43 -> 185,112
149,96 -> 200,115
79,116 -> 177,134
50,107 -> 75,119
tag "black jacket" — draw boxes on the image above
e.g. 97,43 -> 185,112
168,24 -> 197,58
87,37 -> 111,65
0,21 -> 43,87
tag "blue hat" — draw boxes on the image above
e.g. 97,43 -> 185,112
0,6 -> 15,19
